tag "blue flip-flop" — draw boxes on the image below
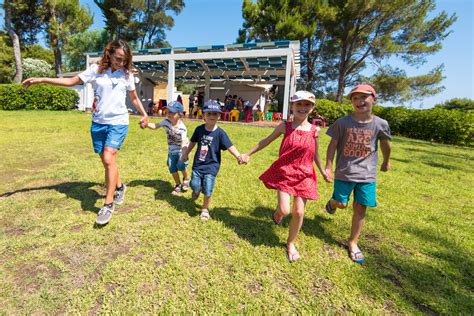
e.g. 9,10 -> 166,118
348,249 -> 365,263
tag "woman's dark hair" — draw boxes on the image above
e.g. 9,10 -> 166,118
98,39 -> 133,74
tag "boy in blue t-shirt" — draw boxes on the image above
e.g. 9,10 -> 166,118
181,100 -> 244,220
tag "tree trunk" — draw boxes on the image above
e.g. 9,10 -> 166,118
53,45 -> 63,77
336,43 -> 349,102
4,0 -> 22,83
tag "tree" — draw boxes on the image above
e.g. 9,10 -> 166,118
94,0 -> 184,48
322,0 -> 456,102
133,0 -> 184,49
43,0 -> 93,77
3,0 -> 22,83
10,0 -> 44,45
64,29 -> 109,71
370,65 -> 445,104
239,0 -> 457,104
94,0 -> 139,42
0,32 -> 15,83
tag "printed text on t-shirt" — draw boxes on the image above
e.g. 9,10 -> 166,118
343,127 -> 373,158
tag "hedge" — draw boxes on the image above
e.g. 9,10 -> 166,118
311,99 -> 473,146
0,84 -> 79,111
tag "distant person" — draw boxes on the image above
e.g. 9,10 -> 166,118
22,39 -> 148,225
145,101 -> 190,195
177,95 -> 183,105
324,84 -> 391,263
241,91 -> 329,262
189,91 -> 195,118
147,100 -> 154,115
181,100 -> 244,221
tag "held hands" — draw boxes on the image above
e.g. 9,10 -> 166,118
381,161 -> 390,172
180,153 -> 189,163
239,153 -> 250,165
324,167 -> 333,182
139,115 -> 149,129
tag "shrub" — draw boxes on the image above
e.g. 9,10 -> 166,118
310,98 -> 473,146
435,98 -> 474,112
312,99 -> 352,124
22,58 -> 54,79
0,84 -> 79,111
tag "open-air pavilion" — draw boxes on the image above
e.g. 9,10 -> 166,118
85,40 -> 300,119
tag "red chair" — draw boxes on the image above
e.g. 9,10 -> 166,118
244,110 -> 254,122
272,112 -> 282,122
221,111 -> 231,121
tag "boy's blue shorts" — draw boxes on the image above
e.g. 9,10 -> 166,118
332,179 -> 377,207
190,169 -> 216,197
90,122 -> 128,154
167,153 -> 188,173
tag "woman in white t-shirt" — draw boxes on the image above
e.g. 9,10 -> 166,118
22,40 -> 149,225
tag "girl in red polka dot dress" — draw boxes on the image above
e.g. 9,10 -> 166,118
241,91 -> 329,262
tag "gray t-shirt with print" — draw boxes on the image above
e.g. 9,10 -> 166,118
326,115 -> 391,182
158,119 -> 188,154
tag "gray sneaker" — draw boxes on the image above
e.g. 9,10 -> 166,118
96,204 -> 115,225
114,184 -> 127,205
182,178 -> 190,191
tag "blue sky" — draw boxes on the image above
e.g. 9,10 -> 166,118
81,0 -> 472,108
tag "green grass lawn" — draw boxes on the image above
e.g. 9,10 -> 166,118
1,111 -> 473,314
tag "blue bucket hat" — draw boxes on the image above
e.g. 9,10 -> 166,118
166,100 -> 184,113
202,100 -> 222,113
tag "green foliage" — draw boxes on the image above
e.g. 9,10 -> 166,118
94,0 -> 184,48
43,0 -> 93,75
22,44 -> 55,65
435,98 -> 474,112
0,33 -> 15,83
64,29 -> 109,71
0,84 -> 78,110
311,98 -> 352,124
240,0 -> 457,103
9,0 -> 43,45
22,58 -> 54,79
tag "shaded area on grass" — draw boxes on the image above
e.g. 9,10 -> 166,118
0,181 -> 102,213
357,224 -> 474,314
128,179 -> 283,247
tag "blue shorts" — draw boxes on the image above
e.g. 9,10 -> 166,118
332,180 -> 377,207
90,122 -> 128,154
190,170 -> 216,197
167,153 -> 188,173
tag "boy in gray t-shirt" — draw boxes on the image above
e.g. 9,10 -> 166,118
325,84 -> 391,264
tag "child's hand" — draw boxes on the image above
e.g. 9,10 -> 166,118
322,170 -> 331,183
324,167 -> 333,182
180,153 -> 188,163
381,161 -> 390,172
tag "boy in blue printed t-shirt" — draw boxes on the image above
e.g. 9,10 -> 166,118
181,100 -> 244,221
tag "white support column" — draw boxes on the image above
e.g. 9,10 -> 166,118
282,53 -> 292,120
167,58 -> 175,103
204,73 -> 210,102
